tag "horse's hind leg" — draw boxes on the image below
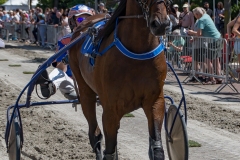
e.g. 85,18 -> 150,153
69,55 -> 102,159
143,90 -> 165,160
102,107 -> 120,160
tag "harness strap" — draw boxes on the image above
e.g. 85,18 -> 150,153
97,18 -> 165,60
115,37 -> 165,60
98,42 -> 115,56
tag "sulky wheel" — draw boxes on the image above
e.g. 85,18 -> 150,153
165,104 -> 188,160
8,111 -> 21,160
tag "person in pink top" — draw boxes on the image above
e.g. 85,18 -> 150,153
179,3 -> 195,35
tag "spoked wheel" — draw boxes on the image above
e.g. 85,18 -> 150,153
8,111 -> 21,160
165,104 -> 188,160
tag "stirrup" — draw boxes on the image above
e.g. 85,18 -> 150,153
35,69 -> 56,99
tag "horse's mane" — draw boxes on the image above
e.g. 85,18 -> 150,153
98,0 -> 127,40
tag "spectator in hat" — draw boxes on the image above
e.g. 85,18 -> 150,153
98,3 -> 108,13
173,4 -> 180,20
179,3 -> 194,35
169,4 -> 180,31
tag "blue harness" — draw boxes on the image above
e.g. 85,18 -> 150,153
81,18 -> 165,66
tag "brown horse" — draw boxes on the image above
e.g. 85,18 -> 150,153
69,0 -> 172,159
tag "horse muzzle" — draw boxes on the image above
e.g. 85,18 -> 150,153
150,18 -> 170,36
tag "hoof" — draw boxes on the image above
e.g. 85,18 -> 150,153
93,133 -> 103,160
103,152 -> 117,160
103,147 -> 118,160
96,148 -> 102,160
148,137 -> 164,160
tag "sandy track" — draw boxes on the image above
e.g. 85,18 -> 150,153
0,43 -> 240,159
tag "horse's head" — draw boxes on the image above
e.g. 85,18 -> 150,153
137,0 -> 174,36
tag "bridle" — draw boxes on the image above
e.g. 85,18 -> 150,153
136,0 -> 173,27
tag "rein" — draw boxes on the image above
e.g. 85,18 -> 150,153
118,15 -> 144,19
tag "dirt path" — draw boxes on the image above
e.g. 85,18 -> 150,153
0,42 -> 240,159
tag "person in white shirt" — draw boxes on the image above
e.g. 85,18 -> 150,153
58,13 -> 71,39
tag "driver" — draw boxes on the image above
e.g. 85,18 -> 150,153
36,5 -> 95,100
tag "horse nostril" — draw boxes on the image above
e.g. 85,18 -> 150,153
151,20 -> 161,28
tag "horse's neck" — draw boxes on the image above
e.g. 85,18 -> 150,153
117,1 -> 159,53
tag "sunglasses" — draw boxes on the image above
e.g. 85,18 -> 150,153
76,17 -> 86,23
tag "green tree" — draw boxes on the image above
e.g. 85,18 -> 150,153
37,0 -> 93,10
232,3 -> 240,19
37,0 -> 117,10
0,0 -> 7,5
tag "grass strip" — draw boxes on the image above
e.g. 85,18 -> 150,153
9,64 -> 21,67
188,140 -> 201,147
123,113 -> 135,117
23,71 -> 35,74
0,59 -> 9,61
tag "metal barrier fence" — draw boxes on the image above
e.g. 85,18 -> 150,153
165,34 -> 240,93
223,38 -> 240,92
2,22 -> 64,50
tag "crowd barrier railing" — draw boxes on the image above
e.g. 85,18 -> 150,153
2,23 -> 64,50
218,38 -> 240,92
165,34 -> 239,93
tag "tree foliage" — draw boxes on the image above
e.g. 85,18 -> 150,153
37,0 -> 117,10
231,3 -> 240,19
0,0 -> 7,5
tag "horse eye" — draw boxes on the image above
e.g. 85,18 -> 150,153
156,0 -> 163,4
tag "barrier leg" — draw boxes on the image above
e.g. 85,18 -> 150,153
6,29 -> 9,42
214,81 -> 239,93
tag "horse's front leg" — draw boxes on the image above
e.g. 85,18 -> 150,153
102,106 -> 120,160
68,54 -> 103,160
143,90 -> 165,160
81,94 -> 103,160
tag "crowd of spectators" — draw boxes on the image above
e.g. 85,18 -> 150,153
167,2 -> 231,85
0,2 -> 109,46
170,2 -> 225,37
0,7 -> 70,44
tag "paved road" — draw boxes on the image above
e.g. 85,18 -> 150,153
0,44 -> 240,159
